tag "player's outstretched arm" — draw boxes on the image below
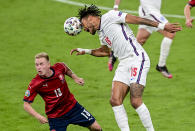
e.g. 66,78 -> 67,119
184,4 -> 193,28
65,65 -> 84,86
24,102 -> 48,124
70,45 -> 110,57
125,14 -> 182,32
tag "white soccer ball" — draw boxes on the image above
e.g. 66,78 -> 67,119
64,17 -> 82,36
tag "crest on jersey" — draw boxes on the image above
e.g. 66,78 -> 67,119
25,90 -> 30,97
58,74 -> 65,84
118,11 -> 122,16
160,16 -> 166,22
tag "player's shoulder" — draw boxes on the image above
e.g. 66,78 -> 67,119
105,10 -> 120,16
52,62 -> 68,73
104,10 -> 125,19
30,75 -> 43,88
53,62 -> 67,69
107,10 -> 116,14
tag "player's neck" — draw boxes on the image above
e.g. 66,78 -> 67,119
42,69 -> 54,78
46,69 -> 53,77
97,17 -> 101,30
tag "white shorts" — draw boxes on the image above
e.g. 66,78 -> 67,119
113,52 -> 150,86
138,6 -> 168,33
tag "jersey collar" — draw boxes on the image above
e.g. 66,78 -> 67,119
40,68 -> 55,79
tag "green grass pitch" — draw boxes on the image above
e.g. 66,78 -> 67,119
0,0 -> 195,130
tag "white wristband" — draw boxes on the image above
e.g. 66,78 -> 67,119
77,48 -> 92,54
113,5 -> 118,9
158,23 -> 166,30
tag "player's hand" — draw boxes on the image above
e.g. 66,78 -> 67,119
164,23 -> 182,32
37,116 -> 48,124
186,18 -> 193,28
70,48 -> 86,55
74,77 -> 84,86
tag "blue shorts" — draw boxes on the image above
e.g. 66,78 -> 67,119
48,102 -> 96,131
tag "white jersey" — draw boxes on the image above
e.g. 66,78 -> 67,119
140,0 -> 162,13
98,10 -> 147,61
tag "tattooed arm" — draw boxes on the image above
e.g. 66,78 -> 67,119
125,14 -> 182,32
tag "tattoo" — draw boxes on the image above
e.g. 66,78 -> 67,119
130,83 -> 144,98
140,18 -> 158,27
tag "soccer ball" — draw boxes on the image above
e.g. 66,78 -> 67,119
64,17 -> 82,36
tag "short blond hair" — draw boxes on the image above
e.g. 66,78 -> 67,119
35,52 -> 49,61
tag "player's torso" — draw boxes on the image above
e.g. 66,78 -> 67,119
98,13 -> 144,60
38,73 -> 68,100
35,66 -> 76,118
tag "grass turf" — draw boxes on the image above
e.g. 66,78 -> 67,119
0,0 -> 194,130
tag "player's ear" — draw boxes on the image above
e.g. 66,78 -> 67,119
47,61 -> 51,67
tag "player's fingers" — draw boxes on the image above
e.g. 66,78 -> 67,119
81,79 -> 84,85
172,23 -> 182,28
76,51 -> 85,55
43,120 -> 48,124
171,23 -> 180,25
80,82 -> 84,86
172,24 -> 182,31
70,49 -> 78,55
187,24 -> 192,28
76,52 -> 82,55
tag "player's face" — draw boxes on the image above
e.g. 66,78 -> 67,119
35,58 -> 51,77
81,16 -> 98,35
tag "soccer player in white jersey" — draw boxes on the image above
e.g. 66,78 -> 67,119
70,5 -> 181,131
112,0 -> 178,78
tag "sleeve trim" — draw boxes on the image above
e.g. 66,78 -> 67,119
23,99 -> 33,103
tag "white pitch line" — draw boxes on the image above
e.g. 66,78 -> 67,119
55,0 -> 195,19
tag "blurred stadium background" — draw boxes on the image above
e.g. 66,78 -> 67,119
0,0 -> 194,130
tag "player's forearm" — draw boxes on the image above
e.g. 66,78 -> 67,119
184,5 -> 192,19
70,45 -> 110,57
91,49 -> 110,57
114,0 -> 121,5
114,0 -> 121,9
92,45 -> 110,57
139,18 -> 159,27
24,102 -> 42,119
126,14 -> 158,27
70,73 -> 80,81
66,67 -> 75,78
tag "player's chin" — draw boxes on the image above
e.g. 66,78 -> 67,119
91,31 -> 96,35
38,71 -> 43,75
